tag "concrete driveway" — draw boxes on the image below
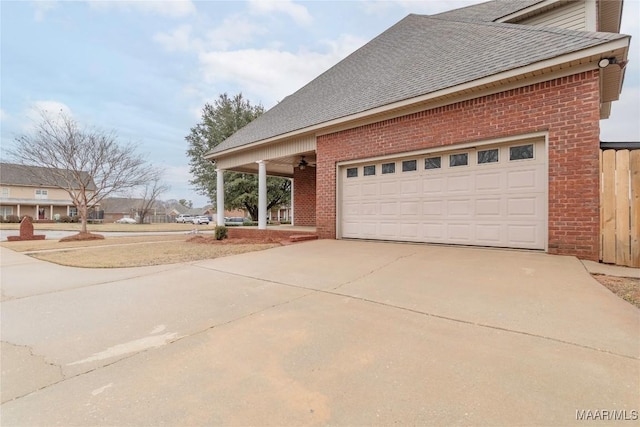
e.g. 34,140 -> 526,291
1,240 -> 638,426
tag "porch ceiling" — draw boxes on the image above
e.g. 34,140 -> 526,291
212,134 -> 317,177
220,151 -> 317,178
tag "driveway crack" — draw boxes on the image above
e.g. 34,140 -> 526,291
3,263 -> 187,301
331,250 -> 419,291
1,341 -> 66,404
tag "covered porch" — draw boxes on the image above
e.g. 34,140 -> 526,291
0,199 -> 78,221
208,135 -> 318,231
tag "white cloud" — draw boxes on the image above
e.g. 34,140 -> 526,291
0,109 -> 7,121
198,34 -> 367,105
359,0 -> 484,16
206,15 -> 268,50
161,163 -> 190,186
153,25 -> 201,52
88,0 -> 196,18
248,0 -> 312,26
31,0 -> 57,21
160,163 -> 210,206
155,15 -> 267,53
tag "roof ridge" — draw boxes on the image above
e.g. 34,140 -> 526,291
431,0 -> 547,22
425,13 -> 628,42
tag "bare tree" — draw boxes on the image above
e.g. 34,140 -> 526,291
136,170 -> 169,224
9,110 -> 156,236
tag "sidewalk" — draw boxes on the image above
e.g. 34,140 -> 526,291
582,259 -> 640,278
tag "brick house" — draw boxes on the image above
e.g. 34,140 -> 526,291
205,0 -> 630,261
0,163 -> 96,221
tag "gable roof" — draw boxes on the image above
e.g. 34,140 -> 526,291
0,162 -> 97,191
207,12 -> 627,158
164,201 -> 203,215
101,197 -> 147,213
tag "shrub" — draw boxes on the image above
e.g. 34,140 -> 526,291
214,225 -> 228,240
5,215 -> 21,223
59,215 -> 73,223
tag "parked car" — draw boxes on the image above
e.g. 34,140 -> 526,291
192,215 -> 210,225
225,217 -> 247,226
115,217 -> 136,224
175,214 -> 193,223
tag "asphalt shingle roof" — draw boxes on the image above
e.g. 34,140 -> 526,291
0,162 -> 96,191
208,3 -> 626,157
432,0 -> 545,22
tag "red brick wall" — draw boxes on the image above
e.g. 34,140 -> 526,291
293,165 -> 317,226
316,71 -> 601,260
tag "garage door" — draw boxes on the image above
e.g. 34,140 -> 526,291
340,139 -> 546,249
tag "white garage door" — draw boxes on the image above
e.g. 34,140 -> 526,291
340,139 -> 546,250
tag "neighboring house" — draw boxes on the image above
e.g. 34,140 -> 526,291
165,201 -> 202,220
201,206 -> 247,220
0,162 -> 95,221
206,0 -> 629,261
100,197 -> 161,223
268,205 -> 292,223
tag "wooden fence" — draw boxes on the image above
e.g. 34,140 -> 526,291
600,149 -> 640,267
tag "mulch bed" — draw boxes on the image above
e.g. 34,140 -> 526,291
59,232 -> 105,242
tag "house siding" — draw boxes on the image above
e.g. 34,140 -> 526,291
2,185 -> 70,200
514,1 -> 587,30
316,70 -> 601,260
293,166 -> 316,226
0,184 -> 79,220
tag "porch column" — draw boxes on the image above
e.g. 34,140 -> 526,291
35,204 -> 39,219
50,205 -> 53,219
17,204 -> 21,217
257,160 -> 267,230
67,206 -> 70,216
216,169 -> 225,226
290,178 -> 294,226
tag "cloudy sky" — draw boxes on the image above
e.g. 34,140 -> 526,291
2,0 -> 638,207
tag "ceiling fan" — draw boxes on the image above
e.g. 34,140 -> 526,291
298,156 -> 309,170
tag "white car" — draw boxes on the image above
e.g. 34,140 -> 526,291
175,214 -> 194,223
192,215 -> 210,225
115,217 -> 136,224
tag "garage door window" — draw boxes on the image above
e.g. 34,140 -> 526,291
510,144 -> 534,161
402,160 -> 417,172
382,163 -> 395,174
478,148 -> 499,164
364,165 -> 376,176
425,157 -> 441,170
449,153 -> 468,167
346,167 -> 358,178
